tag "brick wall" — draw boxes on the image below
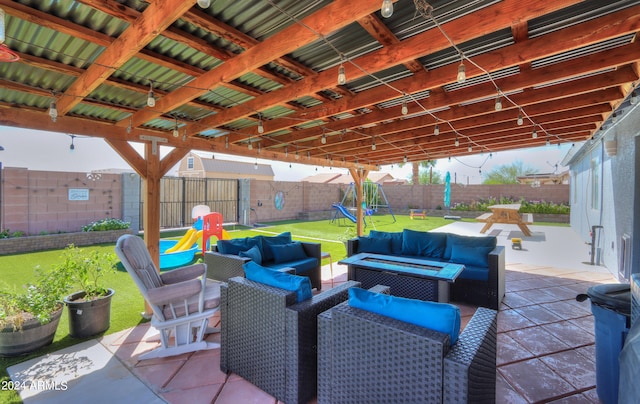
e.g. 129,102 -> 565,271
1,167 -> 122,235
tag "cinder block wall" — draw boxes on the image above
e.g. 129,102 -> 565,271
1,167 -> 122,235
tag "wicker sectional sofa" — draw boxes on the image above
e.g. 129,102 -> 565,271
204,231 -> 322,291
347,229 -> 505,309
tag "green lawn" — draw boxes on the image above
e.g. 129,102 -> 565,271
1,214 -> 567,402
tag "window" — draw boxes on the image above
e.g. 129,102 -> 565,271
187,157 -> 194,170
591,157 -> 600,210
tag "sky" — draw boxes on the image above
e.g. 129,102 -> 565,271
0,126 -> 578,184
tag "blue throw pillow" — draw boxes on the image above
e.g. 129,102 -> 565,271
444,234 -> 496,260
450,244 -> 493,267
369,231 -> 403,254
401,229 -> 447,258
243,261 -> 312,302
357,236 -> 391,254
271,241 -> 307,264
348,288 -> 461,345
261,232 -> 293,262
239,245 -> 262,265
217,236 -> 262,256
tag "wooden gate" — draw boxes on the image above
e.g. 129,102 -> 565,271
140,177 -> 238,230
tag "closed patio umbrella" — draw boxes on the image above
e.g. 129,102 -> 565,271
444,171 -> 451,214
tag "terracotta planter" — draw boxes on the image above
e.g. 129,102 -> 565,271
0,307 -> 63,357
64,289 -> 114,339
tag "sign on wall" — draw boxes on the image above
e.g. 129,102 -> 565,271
68,188 -> 89,201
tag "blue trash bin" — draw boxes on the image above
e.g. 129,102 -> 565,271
585,283 -> 631,404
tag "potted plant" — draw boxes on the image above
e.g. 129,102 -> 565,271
59,245 -> 118,339
0,265 -> 70,356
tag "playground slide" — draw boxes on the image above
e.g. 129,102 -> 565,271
332,203 -> 357,223
165,228 -> 201,253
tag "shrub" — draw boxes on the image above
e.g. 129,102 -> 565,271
82,218 -> 130,232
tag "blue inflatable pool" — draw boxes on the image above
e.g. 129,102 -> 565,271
159,240 -> 198,270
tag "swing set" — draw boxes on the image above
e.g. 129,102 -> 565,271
331,182 -> 396,226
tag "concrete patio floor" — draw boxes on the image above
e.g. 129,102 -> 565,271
8,222 -> 619,403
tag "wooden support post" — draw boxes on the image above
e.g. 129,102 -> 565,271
349,167 -> 369,237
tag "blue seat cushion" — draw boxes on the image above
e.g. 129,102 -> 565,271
450,244 -> 493,268
271,241 -> 307,264
401,229 -> 447,258
357,236 -> 391,254
267,257 -> 317,274
368,230 -> 403,255
239,244 -> 262,265
217,236 -> 262,256
348,288 -> 461,345
444,234 -> 496,260
243,261 -> 312,302
457,264 -> 489,281
261,232 -> 293,262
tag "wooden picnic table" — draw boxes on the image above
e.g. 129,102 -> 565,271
476,203 -> 532,237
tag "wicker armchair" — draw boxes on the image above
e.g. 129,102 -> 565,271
205,241 -> 322,291
220,277 -> 360,404
318,301 -> 498,404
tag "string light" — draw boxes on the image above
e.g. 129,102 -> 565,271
254,160 -> 258,170
69,135 -> 75,152
532,129 -> 538,139
337,61 -> 346,85
433,123 -> 439,136
403,155 -> 407,163
147,81 -> 155,108
380,0 -> 393,18
225,136 -> 229,149
126,117 -> 132,134
631,90 -> 638,105
401,97 -> 408,115
457,59 -> 466,83
371,137 -> 376,151
257,115 -> 264,133
612,112 -> 618,123
494,96 -> 502,111
321,133 -> 327,144
454,136 -> 459,147
546,137 -> 551,146
172,117 -> 179,137
517,111 -> 524,126
49,98 -> 58,123
468,144 -> 472,152
197,0 -> 211,8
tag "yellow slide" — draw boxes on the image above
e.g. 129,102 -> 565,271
174,230 -> 202,252
165,228 -> 200,253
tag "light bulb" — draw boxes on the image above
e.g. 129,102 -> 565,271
457,62 -> 466,83
338,64 -> 346,85
401,100 -> 408,115
372,141 -> 376,151
321,134 -> 327,144
612,112 -> 618,123
254,161 -> 258,170
434,124 -> 439,136
468,145 -> 472,152
197,0 -> 211,8
455,138 -> 459,147
495,97 -> 502,111
381,0 -> 393,18
546,138 -> 551,146
248,142 -> 253,150
631,91 -> 638,105
532,129 -> 537,139
147,90 -> 155,107
49,100 -> 58,123
403,155 -> 407,163
517,112 -> 523,126
172,127 -> 179,137
295,152 -> 299,160
257,119 -> 264,134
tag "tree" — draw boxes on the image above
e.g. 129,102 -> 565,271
482,160 -> 538,184
401,160 -> 440,184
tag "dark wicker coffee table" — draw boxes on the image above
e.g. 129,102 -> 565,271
339,253 -> 464,302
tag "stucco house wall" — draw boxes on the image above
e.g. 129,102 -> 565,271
567,101 -> 640,281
